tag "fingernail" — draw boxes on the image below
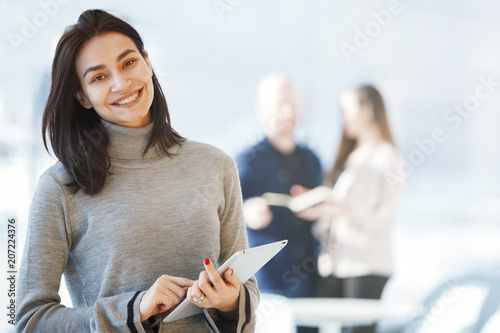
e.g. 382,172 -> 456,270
204,258 -> 210,265
230,269 -> 234,276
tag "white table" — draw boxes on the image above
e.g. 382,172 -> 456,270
289,298 -> 418,333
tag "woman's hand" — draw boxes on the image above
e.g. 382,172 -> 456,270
139,275 -> 194,321
188,258 -> 241,319
295,202 -> 337,221
291,184 -> 337,221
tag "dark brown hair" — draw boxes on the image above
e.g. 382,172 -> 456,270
326,85 -> 395,185
42,9 -> 184,195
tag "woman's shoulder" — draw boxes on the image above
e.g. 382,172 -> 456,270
176,140 -> 238,181
370,142 -> 403,169
31,162 -> 72,198
376,141 -> 399,156
40,162 -> 72,185
179,139 -> 225,157
178,140 -> 234,165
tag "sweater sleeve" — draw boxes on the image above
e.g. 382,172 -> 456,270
216,152 -> 260,333
16,172 -> 152,333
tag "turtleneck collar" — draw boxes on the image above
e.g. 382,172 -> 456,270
100,119 -> 180,169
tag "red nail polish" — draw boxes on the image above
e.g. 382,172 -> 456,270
230,269 -> 234,276
204,258 -> 210,265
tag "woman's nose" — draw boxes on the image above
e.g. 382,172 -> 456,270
110,72 -> 132,93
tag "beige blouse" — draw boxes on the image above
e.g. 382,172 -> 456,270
313,141 -> 405,278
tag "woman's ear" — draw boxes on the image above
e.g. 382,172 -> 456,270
74,91 -> 92,109
143,50 -> 153,76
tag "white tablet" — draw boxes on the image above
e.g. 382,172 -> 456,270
163,240 -> 288,323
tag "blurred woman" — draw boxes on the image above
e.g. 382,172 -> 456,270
293,85 -> 404,333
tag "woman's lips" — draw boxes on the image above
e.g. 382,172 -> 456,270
112,88 -> 143,106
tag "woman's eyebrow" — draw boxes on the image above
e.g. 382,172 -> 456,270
83,49 -> 138,79
116,49 -> 137,62
83,65 -> 104,79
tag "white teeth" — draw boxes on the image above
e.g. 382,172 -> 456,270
115,91 -> 139,105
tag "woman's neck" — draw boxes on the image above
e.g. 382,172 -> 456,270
101,118 -> 179,169
356,125 -> 383,146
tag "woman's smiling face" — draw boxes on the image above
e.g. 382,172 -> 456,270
74,31 -> 154,128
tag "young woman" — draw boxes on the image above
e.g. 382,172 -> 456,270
17,9 -> 258,333
293,85 -> 404,333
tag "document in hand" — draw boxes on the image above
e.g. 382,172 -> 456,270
163,240 -> 288,323
261,185 -> 333,212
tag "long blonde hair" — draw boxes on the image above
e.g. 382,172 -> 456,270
326,85 -> 395,185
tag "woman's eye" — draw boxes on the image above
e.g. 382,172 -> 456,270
124,59 -> 135,67
92,75 -> 105,83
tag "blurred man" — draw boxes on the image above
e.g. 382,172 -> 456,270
236,73 -> 322,301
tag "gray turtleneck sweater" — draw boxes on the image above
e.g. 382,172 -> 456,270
16,120 -> 259,333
